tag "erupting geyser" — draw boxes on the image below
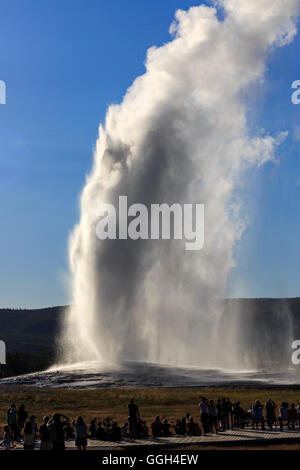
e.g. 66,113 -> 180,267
61,0 -> 299,369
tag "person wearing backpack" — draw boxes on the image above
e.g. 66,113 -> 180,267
48,413 -> 69,450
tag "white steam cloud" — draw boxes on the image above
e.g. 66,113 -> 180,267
61,0 -> 299,368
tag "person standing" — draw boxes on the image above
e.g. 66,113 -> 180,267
221,398 -> 228,429
18,405 -> 28,437
128,398 -> 140,437
39,416 -> 52,450
252,400 -> 265,431
48,413 -> 69,450
7,403 -> 18,441
30,415 -> 38,440
199,397 -> 209,434
208,400 -> 218,433
72,416 -> 88,450
288,403 -> 298,430
216,398 -> 224,431
223,398 -> 231,430
279,402 -> 289,431
228,398 -> 234,429
265,398 -> 276,430
296,401 -> 300,429
89,418 -> 97,439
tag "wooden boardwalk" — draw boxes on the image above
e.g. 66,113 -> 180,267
4,428 -> 300,450
74,428 -> 300,449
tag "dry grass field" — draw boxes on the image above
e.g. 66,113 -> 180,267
1,386 -> 300,431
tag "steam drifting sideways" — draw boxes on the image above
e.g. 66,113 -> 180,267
61,0 -> 300,370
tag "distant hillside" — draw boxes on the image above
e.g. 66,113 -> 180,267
1,299 -> 300,355
0,306 -> 66,354
223,297 -> 300,337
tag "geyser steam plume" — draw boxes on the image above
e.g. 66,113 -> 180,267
61,0 -> 299,368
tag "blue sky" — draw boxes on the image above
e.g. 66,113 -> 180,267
0,0 -> 299,308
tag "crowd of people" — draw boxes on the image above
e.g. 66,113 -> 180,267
2,404 -> 90,450
1,396 -> 300,450
197,397 -> 300,433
